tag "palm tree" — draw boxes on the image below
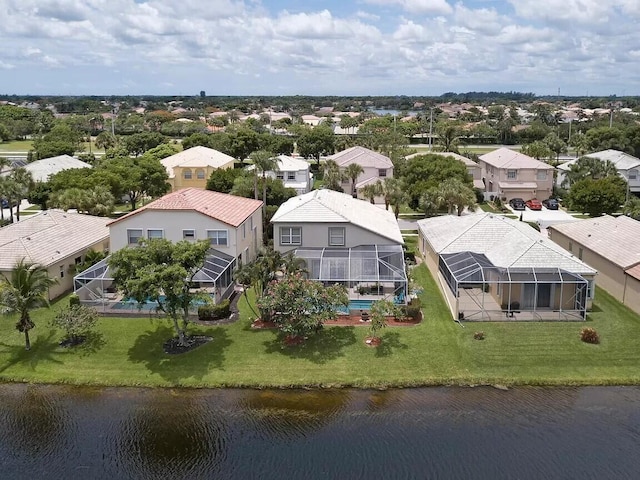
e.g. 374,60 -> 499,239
360,181 -> 382,204
382,177 -> 406,218
435,124 -> 461,153
249,150 -> 278,213
321,160 -> 345,191
7,167 -> 33,222
433,178 -> 477,216
344,163 -> 364,197
0,259 -> 57,350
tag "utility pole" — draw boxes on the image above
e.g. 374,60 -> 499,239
428,108 -> 434,151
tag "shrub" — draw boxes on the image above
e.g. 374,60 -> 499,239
580,327 -> 599,344
474,331 -> 485,340
69,294 -> 81,307
403,298 -> 422,321
198,299 -> 231,321
50,305 -> 99,346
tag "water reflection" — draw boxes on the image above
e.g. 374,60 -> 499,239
239,389 -> 350,439
0,385 -> 71,459
116,390 -> 228,479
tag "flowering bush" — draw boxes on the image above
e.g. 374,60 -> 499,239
473,331 -> 485,340
257,274 -> 348,339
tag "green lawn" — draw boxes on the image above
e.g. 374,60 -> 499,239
0,140 -> 33,152
1,265 -> 639,388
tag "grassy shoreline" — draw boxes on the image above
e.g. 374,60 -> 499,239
1,265 -> 640,389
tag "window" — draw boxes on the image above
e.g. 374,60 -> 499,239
127,229 -> 143,245
287,172 -> 296,180
242,223 -> 246,239
328,227 -> 345,246
60,265 -> 65,279
147,229 -> 164,240
75,256 -> 82,265
630,169 -> 638,180
537,170 -> 547,181
207,230 -> 228,246
578,248 -> 583,260
196,169 -> 205,180
183,229 -> 196,240
568,241 -> 573,252
587,280 -> 595,299
276,172 -> 285,180
378,169 -> 387,177
507,169 -> 517,179
280,226 -> 301,245
183,168 -> 192,179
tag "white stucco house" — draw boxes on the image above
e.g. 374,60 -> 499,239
271,189 -> 408,303
23,155 -> 92,182
247,155 -> 313,194
74,188 -> 263,306
557,149 -> 640,194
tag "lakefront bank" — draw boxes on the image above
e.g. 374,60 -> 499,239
1,266 -> 640,389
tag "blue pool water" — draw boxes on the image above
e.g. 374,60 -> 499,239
335,300 -> 375,314
111,295 -> 210,311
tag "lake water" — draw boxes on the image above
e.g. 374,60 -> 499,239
1,385 -> 640,479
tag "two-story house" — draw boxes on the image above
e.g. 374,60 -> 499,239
326,146 -> 394,203
271,189 -> 408,302
74,188 -> 263,305
557,149 -> 640,194
161,146 -> 236,191
478,148 -> 555,202
248,155 -> 313,195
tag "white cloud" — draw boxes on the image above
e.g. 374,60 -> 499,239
363,0 -> 453,15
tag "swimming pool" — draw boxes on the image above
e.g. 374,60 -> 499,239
335,300 -> 375,314
111,295 -> 210,311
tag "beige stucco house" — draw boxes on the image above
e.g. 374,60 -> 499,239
418,213 -> 597,321
557,149 -> 640,193
548,215 -> 640,315
247,155 -> 313,195
271,189 -> 408,302
479,148 -> 555,202
161,146 -> 236,191
0,210 -> 110,300
327,146 -> 394,203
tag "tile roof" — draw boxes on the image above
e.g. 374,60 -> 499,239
108,188 -> 263,228
480,148 -> 554,170
246,155 -> 310,172
24,155 -> 91,182
626,264 -> 640,281
418,213 -> 596,275
406,151 -> 478,168
548,215 -> 640,269
0,210 -> 110,270
271,189 -> 403,244
327,146 -> 393,169
584,150 -> 640,171
160,146 -> 236,178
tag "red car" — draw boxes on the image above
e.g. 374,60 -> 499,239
526,199 -> 542,210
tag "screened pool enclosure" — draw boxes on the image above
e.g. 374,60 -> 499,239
73,249 -> 237,312
293,245 -> 408,304
438,251 -> 589,321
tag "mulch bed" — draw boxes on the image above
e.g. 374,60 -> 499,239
251,314 -> 421,329
163,335 -> 213,355
59,336 -> 87,348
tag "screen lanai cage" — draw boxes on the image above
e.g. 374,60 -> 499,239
73,249 -> 237,312
439,251 -> 589,321
293,244 -> 408,304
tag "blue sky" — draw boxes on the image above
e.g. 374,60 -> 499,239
1,0 -> 639,96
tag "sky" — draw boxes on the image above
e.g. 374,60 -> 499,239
1,0 -> 639,97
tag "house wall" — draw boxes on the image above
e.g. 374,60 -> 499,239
340,164 -> 394,203
273,222 -> 399,253
479,160 -> 554,201
267,168 -> 312,194
169,161 -> 235,191
624,275 -> 640,314
549,228 -> 626,304
39,239 -> 109,301
109,209 -> 263,262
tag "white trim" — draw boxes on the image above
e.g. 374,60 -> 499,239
182,229 -> 196,241
280,226 -> 302,246
147,228 -> 164,240
127,228 -> 143,245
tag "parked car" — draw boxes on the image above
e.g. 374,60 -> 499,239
542,198 -> 559,210
509,198 -> 525,210
525,199 -> 543,210
0,198 -> 9,209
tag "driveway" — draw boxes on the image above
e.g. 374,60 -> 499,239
507,205 -> 579,228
